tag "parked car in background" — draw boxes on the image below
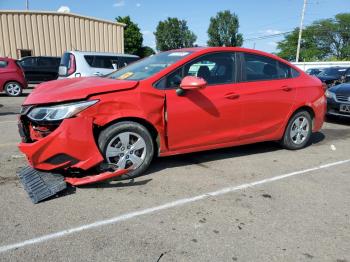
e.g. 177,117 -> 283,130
316,67 -> 350,87
18,47 -> 326,182
58,51 -> 139,79
19,56 -> 60,84
0,57 -> 27,96
305,68 -> 324,76
326,82 -> 350,118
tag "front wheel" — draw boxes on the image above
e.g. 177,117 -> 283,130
4,82 -> 23,97
98,121 -> 154,180
280,111 -> 312,150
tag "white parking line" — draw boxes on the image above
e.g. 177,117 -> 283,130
0,159 -> 349,254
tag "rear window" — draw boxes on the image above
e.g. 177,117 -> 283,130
0,60 -> 8,68
60,53 -> 72,68
20,57 -> 36,67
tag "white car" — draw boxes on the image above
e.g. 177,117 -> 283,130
58,51 -> 139,78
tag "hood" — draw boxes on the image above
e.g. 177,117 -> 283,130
329,83 -> 350,95
317,75 -> 338,82
23,77 -> 138,105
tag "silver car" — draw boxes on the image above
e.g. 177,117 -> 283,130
58,51 -> 139,78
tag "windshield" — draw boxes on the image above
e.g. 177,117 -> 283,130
318,68 -> 347,77
107,51 -> 193,80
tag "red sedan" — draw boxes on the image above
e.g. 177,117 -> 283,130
18,47 -> 326,182
0,57 -> 27,96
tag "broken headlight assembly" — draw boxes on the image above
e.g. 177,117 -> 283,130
27,100 -> 98,122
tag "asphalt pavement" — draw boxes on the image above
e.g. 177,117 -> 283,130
0,90 -> 349,262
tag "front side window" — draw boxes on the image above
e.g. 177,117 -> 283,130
107,51 -> 193,81
156,52 -> 236,89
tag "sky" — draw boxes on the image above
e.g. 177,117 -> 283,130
1,0 -> 349,53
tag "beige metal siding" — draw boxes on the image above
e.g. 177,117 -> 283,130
0,11 -> 125,58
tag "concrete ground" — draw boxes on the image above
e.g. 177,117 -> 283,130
0,90 -> 349,262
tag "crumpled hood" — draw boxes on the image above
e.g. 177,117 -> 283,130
23,77 -> 139,105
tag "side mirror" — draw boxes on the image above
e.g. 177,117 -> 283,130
58,65 -> 67,76
180,76 -> 207,90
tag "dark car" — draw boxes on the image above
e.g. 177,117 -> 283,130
317,67 -> 350,88
0,57 -> 27,96
326,82 -> 350,118
19,56 -> 60,84
306,68 -> 324,76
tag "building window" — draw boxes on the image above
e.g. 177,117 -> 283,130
17,49 -> 32,58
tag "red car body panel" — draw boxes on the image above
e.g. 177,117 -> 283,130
0,57 -> 27,92
18,47 -> 326,175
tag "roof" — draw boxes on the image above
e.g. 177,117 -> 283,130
0,10 -> 126,27
69,51 -> 139,58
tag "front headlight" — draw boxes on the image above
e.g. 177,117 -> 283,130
325,90 -> 336,99
27,100 -> 98,121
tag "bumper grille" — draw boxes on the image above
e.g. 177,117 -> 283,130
336,94 -> 350,102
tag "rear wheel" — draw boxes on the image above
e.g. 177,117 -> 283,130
281,110 -> 312,150
4,82 -> 23,97
98,121 -> 154,180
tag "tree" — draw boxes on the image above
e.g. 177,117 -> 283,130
207,10 -> 243,47
116,16 -> 143,55
277,13 -> 350,61
136,46 -> 155,58
154,17 -> 197,51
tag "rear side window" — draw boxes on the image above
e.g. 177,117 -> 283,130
242,53 -> 298,81
39,58 -> 55,66
0,60 -> 8,68
84,56 -> 115,69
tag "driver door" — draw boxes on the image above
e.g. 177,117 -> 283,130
162,52 -> 243,151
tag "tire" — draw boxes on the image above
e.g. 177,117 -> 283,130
4,81 -> 23,97
280,110 -> 312,150
98,121 -> 154,180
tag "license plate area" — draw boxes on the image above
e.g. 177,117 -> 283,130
340,104 -> 350,113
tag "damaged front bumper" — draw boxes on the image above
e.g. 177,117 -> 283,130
17,115 -> 133,203
18,116 -> 104,171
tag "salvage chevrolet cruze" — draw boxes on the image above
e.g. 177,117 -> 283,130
18,47 -> 326,184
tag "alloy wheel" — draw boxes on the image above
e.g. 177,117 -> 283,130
5,82 -> 22,96
290,116 -> 310,145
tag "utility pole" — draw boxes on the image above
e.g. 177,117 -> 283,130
296,0 -> 307,62
26,0 -> 29,10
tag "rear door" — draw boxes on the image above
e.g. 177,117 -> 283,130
234,52 -> 297,141
37,57 -> 59,81
19,57 -> 37,82
161,52 -> 243,151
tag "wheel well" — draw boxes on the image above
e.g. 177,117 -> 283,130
94,117 -> 160,150
291,106 -> 315,127
3,80 -> 22,89
294,106 -> 315,119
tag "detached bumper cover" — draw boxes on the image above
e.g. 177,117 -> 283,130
17,166 -> 67,204
18,117 -> 104,171
18,166 -> 129,203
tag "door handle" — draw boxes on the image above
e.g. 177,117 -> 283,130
282,86 -> 294,92
224,93 -> 240,99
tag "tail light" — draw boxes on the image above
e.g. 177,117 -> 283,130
67,54 -> 76,76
